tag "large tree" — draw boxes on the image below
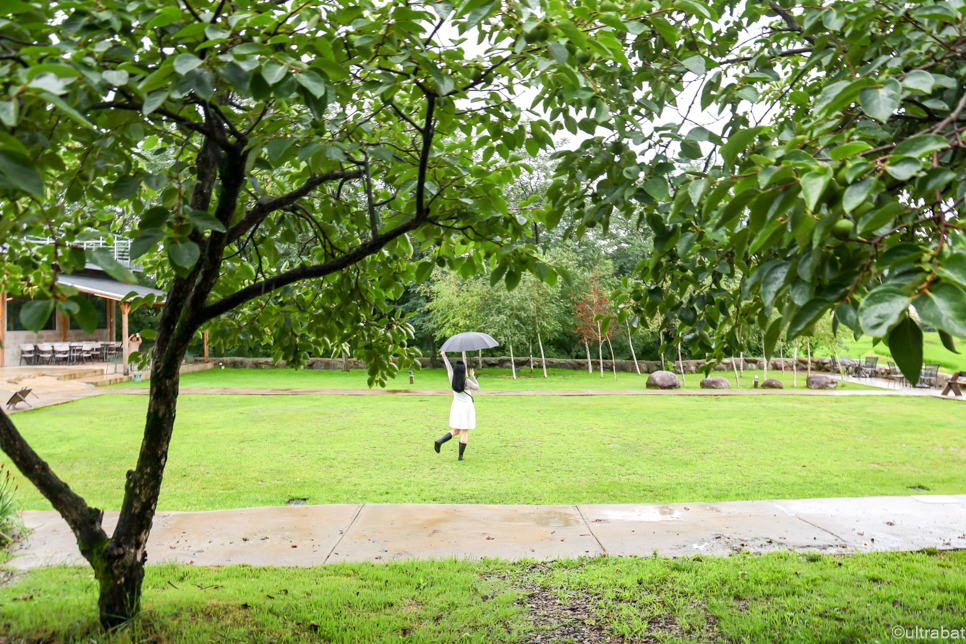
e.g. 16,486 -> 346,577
0,0 -> 679,627
548,0 -> 966,384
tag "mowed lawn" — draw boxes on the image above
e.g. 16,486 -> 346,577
8,394 -> 964,512
113,365 -> 881,390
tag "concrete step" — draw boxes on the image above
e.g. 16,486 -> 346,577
78,374 -> 130,387
59,368 -> 104,381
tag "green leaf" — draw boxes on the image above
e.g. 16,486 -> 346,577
842,176 -> 874,214
88,248 -> 137,283
102,70 -> 129,86
139,206 -> 171,230
800,171 -> 830,211
322,145 -> 346,162
829,142 -> 871,161
19,299 -> 54,332
557,20 -> 587,49
295,70 -> 327,99
143,90 -> 169,116
415,261 -> 434,282
787,297 -> 831,339
37,92 -> 94,128
891,134 -> 950,159
261,61 -> 288,85
902,70 -> 934,93
680,55 -> 706,75
188,212 -> 227,233
914,282 -> 966,339
935,249 -> 966,289
0,100 -> 16,127
938,329 -> 959,354
427,63 -> 455,96
505,269 -> 521,291
0,149 -> 43,196
465,0 -> 496,31
174,54 -> 203,75
169,241 -> 201,270
68,294 -> 98,335
760,261 -> 790,309
489,262 -> 508,287
858,283 -> 911,336
888,316 -> 923,386
859,82 -> 901,122
884,156 -> 921,181
642,176 -> 670,201
719,127 -> 763,168
858,201 -> 904,235
314,59 -> 349,81
111,174 -> 143,200
547,41 -> 569,66
131,228 -> 165,259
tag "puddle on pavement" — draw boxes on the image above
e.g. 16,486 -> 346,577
600,506 -> 684,522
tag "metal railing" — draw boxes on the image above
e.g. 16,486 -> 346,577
22,236 -> 140,271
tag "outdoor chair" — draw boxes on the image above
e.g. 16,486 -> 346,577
5,387 -> 37,410
18,344 -> 36,366
36,343 -> 53,364
52,343 -> 71,365
859,356 -> 879,378
917,363 -> 941,388
80,343 -> 95,364
941,372 -> 965,397
886,361 -> 906,388
69,342 -> 85,364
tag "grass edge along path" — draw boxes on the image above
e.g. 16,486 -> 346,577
1,551 -> 964,643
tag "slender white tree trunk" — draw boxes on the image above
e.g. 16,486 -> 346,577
833,346 -> 845,383
807,340 -> 811,377
585,341 -> 592,374
528,338 -> 534,373
462,350 -> 467,366
538,331 -> 547,378
627,320 -> 641,375
732,356 -> 741,388
606,334 -> 617,380
739,351 -> 744,376
479,349 -> 482,370
597,322 -> 604,378
677,343 -> 687,387
508,336 -> 516,379
793,345 -> 798,388
764,354 -> 768,380
780,345 -> 785,374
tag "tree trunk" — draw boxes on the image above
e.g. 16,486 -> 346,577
793,345 -> 798,388
807,340 -> 811,377
342,351 -> 350,372
780,345 -> 785,374
528,339 -> 533,373
732,356 -> 741,388
430,336 -> 438,369
626,320 -> 640,375
585,341 -> 592,374
739,351 -> 744,376
597,322 -> 604,378
478,349 -> 482,370
606,334 -> 617,381
538,331 -> 547,378
677,343 -> 687,387
508,335 -> 516,379
764,354 -> 768,380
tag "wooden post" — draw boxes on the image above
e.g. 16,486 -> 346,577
203,330 -> 209,363
61,313 -> 67,342
121,302 -> 130,375
0,290 -> 5,368
108,300 -> 115,343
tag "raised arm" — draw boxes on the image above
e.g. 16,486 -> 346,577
441,351 -> 453,384
465,373 -> 480,391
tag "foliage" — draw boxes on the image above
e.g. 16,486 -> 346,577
544,0 -> 966,387
0,463 -> 23,546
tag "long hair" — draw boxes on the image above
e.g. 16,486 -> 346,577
452,360 -> 467,393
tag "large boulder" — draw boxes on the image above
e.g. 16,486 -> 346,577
646,370 -> 681,389
807,375 -> 838,390
700,376 -> 731,389
761,378 -> 784,389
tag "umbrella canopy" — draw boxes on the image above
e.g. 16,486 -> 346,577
440,332 -> 500,353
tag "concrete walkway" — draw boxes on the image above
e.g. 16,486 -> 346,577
10,495 -> 966,569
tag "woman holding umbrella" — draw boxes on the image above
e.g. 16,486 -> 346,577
434,350 -> 479,460
433,332 -> 499,460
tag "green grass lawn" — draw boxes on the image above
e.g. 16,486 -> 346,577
8,394 -> 964,512
114,365 -> 881,391
2,551 -> 963,643
836,331 -> 966,373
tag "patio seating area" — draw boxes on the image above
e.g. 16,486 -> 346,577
18,342 -> 123,368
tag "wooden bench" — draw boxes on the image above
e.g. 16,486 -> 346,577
940,371 -> 966,397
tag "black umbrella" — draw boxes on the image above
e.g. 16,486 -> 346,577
440,332 -> 500,352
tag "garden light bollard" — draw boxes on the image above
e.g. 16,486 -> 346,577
754,375 -> 759,389
409,369 -> 414,385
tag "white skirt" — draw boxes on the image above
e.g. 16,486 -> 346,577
449,393 -> 476,430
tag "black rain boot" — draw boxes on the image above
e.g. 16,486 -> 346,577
458,442 -> 467,461
434,432 -> 453,453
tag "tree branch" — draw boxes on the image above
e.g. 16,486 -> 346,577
226,168 -> 365,245
416,95 -> 437,218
